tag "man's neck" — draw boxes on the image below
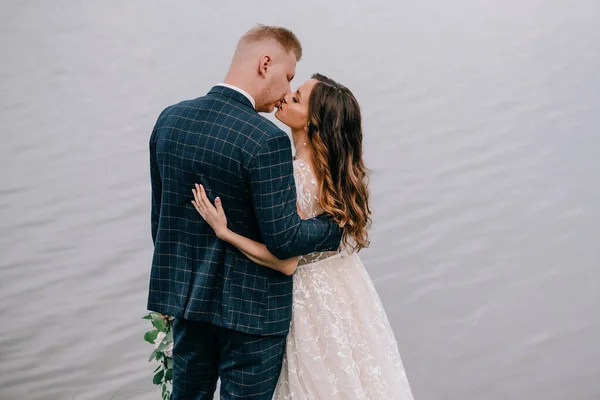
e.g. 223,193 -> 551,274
218,80 -> 256,109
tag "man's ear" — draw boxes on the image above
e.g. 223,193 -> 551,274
258,55 -> 271,78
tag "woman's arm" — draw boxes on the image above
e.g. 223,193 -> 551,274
192,184 -> 299,276
218,228 -> 299,276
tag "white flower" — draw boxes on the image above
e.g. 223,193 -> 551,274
154,331 -> 166,349
164,342 -> 173,358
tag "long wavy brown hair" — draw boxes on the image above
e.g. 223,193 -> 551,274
307,73 -> 372,251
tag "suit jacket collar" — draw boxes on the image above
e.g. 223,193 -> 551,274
208,85 -> 255,110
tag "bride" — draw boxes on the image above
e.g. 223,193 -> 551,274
192,73 -> 414,399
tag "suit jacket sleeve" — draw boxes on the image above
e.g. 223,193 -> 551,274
248,131 -> 342,260
150,126 -> 162,245
150,106 -> 173,245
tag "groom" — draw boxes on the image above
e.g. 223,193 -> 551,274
147,25 -> 342,399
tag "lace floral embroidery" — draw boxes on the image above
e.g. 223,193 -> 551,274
293,158 -> 340,265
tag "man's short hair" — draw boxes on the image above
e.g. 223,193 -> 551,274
241,24 -> 302,61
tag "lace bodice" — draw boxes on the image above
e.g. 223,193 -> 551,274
293,158 -> 322,219
293,158 -> 339,265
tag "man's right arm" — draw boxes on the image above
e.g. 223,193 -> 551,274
248,131 -> 342,260
150,126 -> 161,245
149,106 -> 172,245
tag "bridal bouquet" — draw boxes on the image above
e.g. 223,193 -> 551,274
143,312 -> 174,400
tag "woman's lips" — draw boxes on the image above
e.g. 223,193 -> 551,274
276,98 -> 287,111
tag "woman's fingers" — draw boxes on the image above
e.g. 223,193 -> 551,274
196,186 -> 209,208
193,184 -> 215,212
215,197 -> 224,216
199,184 -> 209,205
192,200 -> 203,217
195,184 -> 202,200
192,188 -> 204,212
192,188 -> 199,205
193,185 -> 202,204
199,185 -> 214,210
192,184 -> 223,221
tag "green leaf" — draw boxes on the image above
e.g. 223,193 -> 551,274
157,340 -> 169,352
142,314 -> 152,320
148,349 -> 157,362
162,384 -> 167,397
144,329 -> 159,344
151,313 -> 168,332
153,370 -> 164,385
154,364 -> 161,373
166,358 -> 173,369
165,368 -> 172,381
155,351 -> 163,361
157,329 -> 173,352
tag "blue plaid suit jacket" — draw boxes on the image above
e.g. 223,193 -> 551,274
147,86 -> 342,336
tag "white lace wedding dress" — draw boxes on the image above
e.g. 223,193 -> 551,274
273,158 -> 414,399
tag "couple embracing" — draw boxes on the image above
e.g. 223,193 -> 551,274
148,24 -> 414,399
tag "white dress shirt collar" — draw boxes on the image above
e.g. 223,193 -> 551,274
216,83 -> 256,109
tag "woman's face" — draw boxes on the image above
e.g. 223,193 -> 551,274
275,79 -> 318,131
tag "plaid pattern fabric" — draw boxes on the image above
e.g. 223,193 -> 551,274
147,86 -> 341,336
171,318 -> 286,400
